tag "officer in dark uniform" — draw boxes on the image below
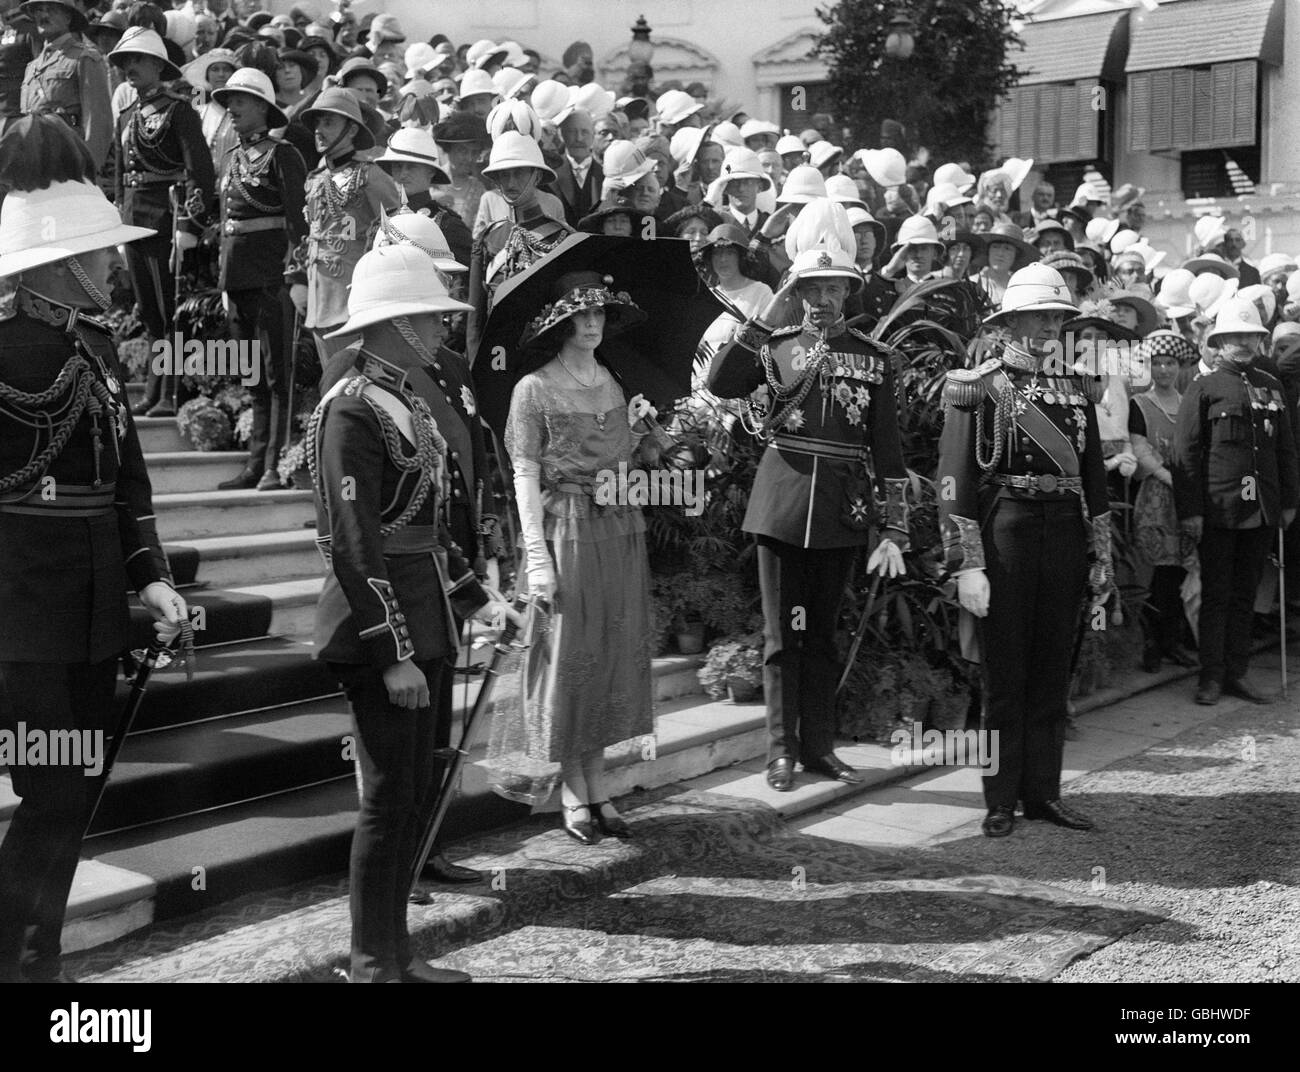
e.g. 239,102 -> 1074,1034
708,246 -> 911,793
322,209 -> 508,886
110,26 -> 216,416
310,243 -> 518,983
210,67 -> 307,491
936,264 -> 1111,838
1173,297 -> 1299,705
0,117 -> 186,983
18,0 -> 112,168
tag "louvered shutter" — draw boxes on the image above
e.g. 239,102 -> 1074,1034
1129,72 -> 1151,151
998,90 -> 1020,157
1192,68 -> 1214,145
1171,68 -> 1193,148
1150,69 -> 1173,149
1232,61 -> 1257,145
1018,86 -> 1038,159
1039,84 -> 1060,160
1211,63 -> 1235,144
1075,79 -> 1099,159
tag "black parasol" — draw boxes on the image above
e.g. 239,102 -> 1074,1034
471,233 -> 725,438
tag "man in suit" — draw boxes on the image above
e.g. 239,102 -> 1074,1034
713,146 -> 772,237
551,107 -> 601,227
708,247 -> 910,793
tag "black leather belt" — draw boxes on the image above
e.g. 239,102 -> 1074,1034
224,216 -> 285,235
770,432 -> 868,462
0,483 -> 116,517
988,473 -> 1082,494
123,170 -> 185,187
382,524 -> 439,554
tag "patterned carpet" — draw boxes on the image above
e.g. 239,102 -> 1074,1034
66,789 -> 1161,983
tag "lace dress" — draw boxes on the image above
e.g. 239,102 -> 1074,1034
483,363 -> 656,804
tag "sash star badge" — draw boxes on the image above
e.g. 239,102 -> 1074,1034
460,384 -> 476,416
849,496 -> 870,524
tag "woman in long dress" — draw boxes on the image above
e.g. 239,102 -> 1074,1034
490,271 -> 657,843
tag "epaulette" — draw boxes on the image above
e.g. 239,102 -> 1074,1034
1080,376 -> 1105,404
846,326 -> 881,347
943,366 -> 988,410
975,357 -> 1002,375
770,324 -> 802,338
164,87 -> 195,104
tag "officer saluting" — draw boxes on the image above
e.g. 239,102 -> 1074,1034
0,117 -> 186,983
708,245 -> 911,793
936,264 -> 1111,838
110,26 -> 215,417
309,243 -> 518,983
1172,297 -> 1299,705
210,67 -> 307,491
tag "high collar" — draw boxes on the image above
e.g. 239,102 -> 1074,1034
42,32 -> 75,52
802,316 -> 847,339
1000,341 -> 1043,373
325,148 -> 357,170
238,127 -> 270,147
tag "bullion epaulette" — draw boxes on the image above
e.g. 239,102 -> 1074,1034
770,325 -> 802,339
846,326 -> 876,345
943,366 -> 989,409
1080,376 -> 1105,404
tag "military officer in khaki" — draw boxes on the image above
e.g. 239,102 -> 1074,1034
708,246 -> 911,792
18,0 -> 112,169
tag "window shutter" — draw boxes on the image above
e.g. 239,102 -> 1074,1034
1018,86 -> 1038,160
1232,61 -> 1257,145
1171,68 -> 1193,148
1211,63 -> 1235,144
1129,72 -> 1151,151
1076,79 -> 1099,160
999,90 -> 1020,157
1039,84 -> 1060,160
1150,69 -> 1173,149
1192,68 -> 1214,146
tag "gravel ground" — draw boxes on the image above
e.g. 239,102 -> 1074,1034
926,696 -> 1300,982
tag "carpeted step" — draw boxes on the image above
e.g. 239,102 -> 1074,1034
134,416 -> 189,453
153,488 -> 315,541
161,544 -> 201,587
112,635 -> 340,733
144,451 -> 249,494
128,587 -> 275,649
167,529 -> 324,588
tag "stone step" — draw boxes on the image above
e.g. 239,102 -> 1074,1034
143,451 -> 249,494
153,488 -> 315,541
134,416 -> 190,454
167,529 -> 324,587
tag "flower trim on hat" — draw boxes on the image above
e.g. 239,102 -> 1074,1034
526,283 -> 641,340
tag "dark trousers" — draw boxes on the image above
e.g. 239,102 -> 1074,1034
1197,525 -> 1272,686
1144,564 -> 1189,656
980,499 -> 1088,811
332,658 -> 446,982
756,536 -> 856,764
0,658 -> 117,982
127,231 -> 176,408
228,285 -> 291,477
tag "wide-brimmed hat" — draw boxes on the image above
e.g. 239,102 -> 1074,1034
19,0 -> 87,33
1237,283 -> 1277,327
602,140 -> 657,189
656,88 -> 703,127
983,220 -> 1039,269
481,131 -> 555,181
555,82 -> 616,124
1193,214 -> 1230,251
457,68 -> 497,102
1113,240 -> 1166,275
0,179 -> 156,278
89,8 -> 127,38
1030,217 -> 1074,251
493,67 -> 536,102
375,127 -> 451,184
777,164 -> 827,204
1065,299 -> 1140,344
577,200 -> 648,234
1137,329 -> 1200,367
787,246 -> 864,294
858,147 -> 906,188
663,202 -> 724,236
991,156 -> 1033,193
1258,252 -> 1298,282
922,182 -> 974,218
708,145 -> 774,200
1156,268 -> 1197,319
109,26 -> 183,81
933,161 -> 977,193
1111,183 -> 1145,212
1182,251 -> 1238,279
846,206 -> 888,260
883,215 -> 946,279
825,174 -> 867,211
809,142 -> 843,172
1040,249 -> 1093,292
693,222 -> 754,261
465,38 -> 509,70
183,47 -> 239,90
337,55 -> 388,95
1074,242 -> 1109,283
739,118 -> 779,143
530,80 -> 570,121
983,264 -> 1078,326
1106,290 -> 1160,337
212,68 -> 289,129
300,87 -> 374,149
278,47 -> 318,82
1085,217 -> 1122,247
775,133 -> 806,159
298,33 -> 338,74
1190,273 -> 1238,317
519,270 -> 646,350
710,121 -> 744,150
326,244 -> 471,337
432,111 -> 489,147
1205,297 -> 1269,344
373,207 -> 465,274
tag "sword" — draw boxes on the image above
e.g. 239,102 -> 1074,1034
1279,528 -> 1288,699
285,306 -> 303,457
837,572 -> 884,695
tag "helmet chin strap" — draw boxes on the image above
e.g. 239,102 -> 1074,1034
66,257 -> 112,312
321,121 -> 355,163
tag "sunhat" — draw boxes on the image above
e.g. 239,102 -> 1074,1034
0,179 -> 155,279
212,67 -> 289,128
374,127 -> 451,185
325,244 -> 472,337
518,270 -> 646,350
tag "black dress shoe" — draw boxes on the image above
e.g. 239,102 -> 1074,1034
400,960 -> 471,984
1022,799 -> 1094,830
218,469 -> 262,491
766,756 -> 795,792
255,472 -> 282,491
802,754 -> 865,784
590,801 -> 633,839
1164,644 -> 1199,668
982,806 -> 1015,838
561,804 -> 600,845
1224,677 -> 1274,704
1195,680 -> 1221,705
422,852 -> 482,883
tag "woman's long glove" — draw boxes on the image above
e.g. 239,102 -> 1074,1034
513,458 -> 555,601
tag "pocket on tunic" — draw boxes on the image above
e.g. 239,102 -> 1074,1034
1210,403 -> 1249,444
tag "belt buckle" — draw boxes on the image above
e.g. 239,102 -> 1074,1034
1035,473 -> 1058,493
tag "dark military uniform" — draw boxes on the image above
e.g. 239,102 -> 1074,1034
20,31 -> 112,168
844,271 -> 896,328
310,345 -> 490,982
0,288 -> 169,982
0,18 -> 35,131
708,315 -> 910,766
1172,362 -> 1299,689
115,80 -> 216,341
936,346 -> 1110,812
219,128 -> 307,481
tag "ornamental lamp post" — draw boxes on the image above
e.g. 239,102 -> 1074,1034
626,15 -> 654,97
884,7 -> 917,60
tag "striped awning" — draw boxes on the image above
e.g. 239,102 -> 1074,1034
1015,10 -> 1129,86
1126,0 -> 1284,73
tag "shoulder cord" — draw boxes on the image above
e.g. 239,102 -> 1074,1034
974,378 -> 1016,473
227,142 -> 281,214
745,331 -> 833,442
307,376 -> 448,538
129,99 -> 182,167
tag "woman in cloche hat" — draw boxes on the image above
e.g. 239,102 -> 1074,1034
487,272 -> 656,843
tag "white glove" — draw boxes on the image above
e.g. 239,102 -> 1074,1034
175,231 -> 198,252
956,569 -> 990,618
290,283 -> 308,316
627,392 -> 656,431
866,538 -> 904,578
512,458 -> 556,601
139,581 -> 187,641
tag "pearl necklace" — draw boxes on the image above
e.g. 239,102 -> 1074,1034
557,354 -> 599,388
